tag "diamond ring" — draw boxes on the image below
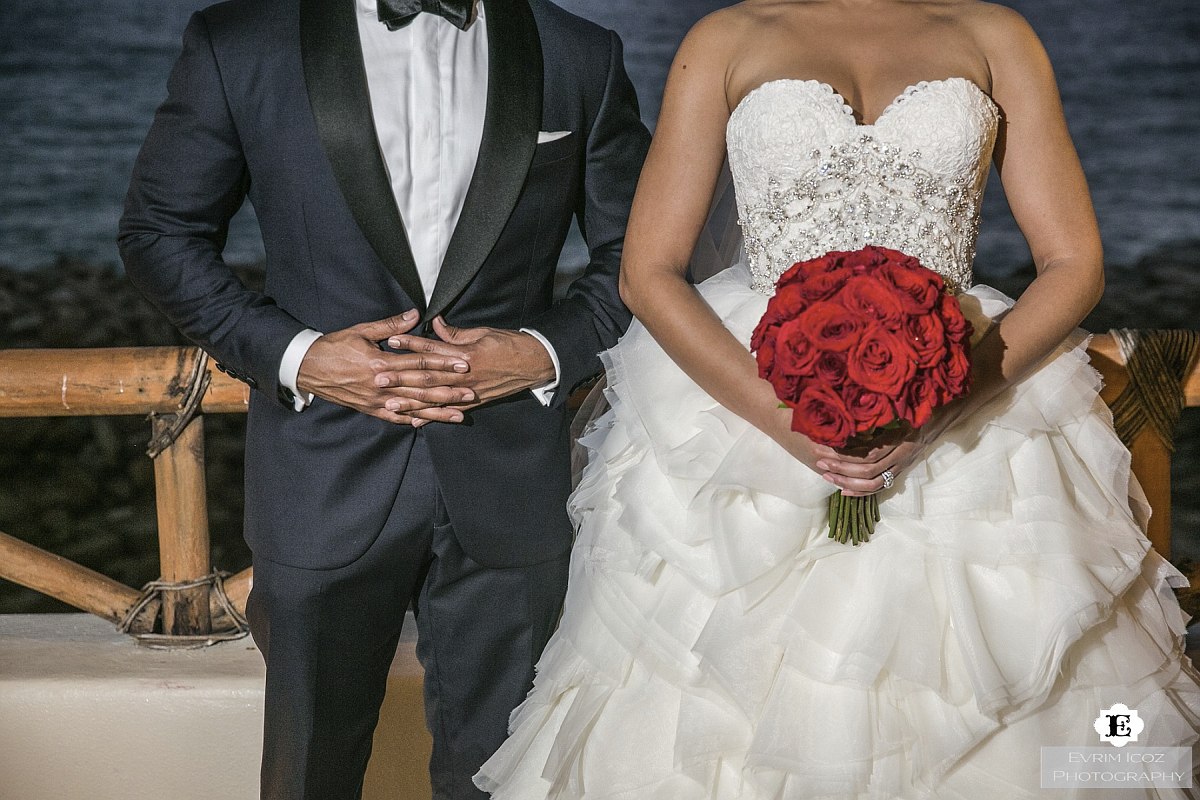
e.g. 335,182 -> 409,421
880,469 -> 895,490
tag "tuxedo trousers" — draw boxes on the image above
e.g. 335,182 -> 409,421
245,432 -> 570,800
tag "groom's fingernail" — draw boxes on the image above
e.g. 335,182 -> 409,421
453,362 -> 469,372
388,337 -> 402,348
402,309 -> 417,320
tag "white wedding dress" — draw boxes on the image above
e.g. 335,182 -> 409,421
475,78 -> 1200,798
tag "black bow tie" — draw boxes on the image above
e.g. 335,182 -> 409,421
377,0 -> 475,31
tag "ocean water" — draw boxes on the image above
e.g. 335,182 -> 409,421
1,0 -> 1198,277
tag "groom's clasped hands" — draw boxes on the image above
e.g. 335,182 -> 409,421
296,309 -> 557,426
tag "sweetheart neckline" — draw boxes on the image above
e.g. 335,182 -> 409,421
728,76 -> 999,130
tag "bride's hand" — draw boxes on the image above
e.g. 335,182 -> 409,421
767,407 -> 881,481
809,404 -> 962,497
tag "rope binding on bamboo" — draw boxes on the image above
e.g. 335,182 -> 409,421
146,349 -> 211,459
117,569 -> 250,649
1108,329 -> 1200,452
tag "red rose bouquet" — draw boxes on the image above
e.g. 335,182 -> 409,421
750,245 -> 973,545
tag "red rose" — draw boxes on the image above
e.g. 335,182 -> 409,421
841,383 -> 896,431
883,262 -> 943,314
841,275 -> 906,331
941,347 -> 972,398
790,384 -> 856,447
855,246 -> 893,273
795,265 -> 851,301
770,282 -> 810,320
753,330 -> 778,381
814,350 -> 848,386
795,301 -> 865,352
938,293 -> 971,344
775,373 -> 807,406
752,277 -> 814,357
773,319 -> 820,378
906,313 -> 947,368
898,372 -> 939,428
780,252 -> 843,282
846,326 -> 917,397
750,320 -> 774,357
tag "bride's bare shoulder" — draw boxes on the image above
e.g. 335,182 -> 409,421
672,2 -> 783,66
952,1 -> 1044,53
669,1 -> 792,94
700,0 -> 811,34
951,1 -> 1055,96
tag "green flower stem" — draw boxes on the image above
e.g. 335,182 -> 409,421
855,495 -> 868,544
835,494 -> 844,544
836,492 -> 849,543
845,496 -> 855,544
826,492 -> 882,546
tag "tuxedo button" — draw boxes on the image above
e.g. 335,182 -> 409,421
215,362 -> 256,388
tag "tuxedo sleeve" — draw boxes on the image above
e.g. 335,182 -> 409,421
524,30 -> 651,409
118,12 -> 307,405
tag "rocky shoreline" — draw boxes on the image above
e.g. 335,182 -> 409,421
0,248 -> 1197,615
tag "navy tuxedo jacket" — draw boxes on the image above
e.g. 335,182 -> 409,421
119,0 -> 650,570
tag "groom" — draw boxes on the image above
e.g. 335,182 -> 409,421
118,0 -> 649,797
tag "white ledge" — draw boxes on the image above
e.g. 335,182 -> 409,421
0,613 -> 429,800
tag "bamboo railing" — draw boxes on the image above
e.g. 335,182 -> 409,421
0,337 -> 1196,641
0,348 -> 252,639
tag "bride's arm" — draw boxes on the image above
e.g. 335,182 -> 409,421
823,8 -> 1106,495
911,10 -> 1103,423
619,15 -> 832,472
953,5 -> 1104,417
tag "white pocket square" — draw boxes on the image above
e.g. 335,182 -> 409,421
537,130 -> 572,143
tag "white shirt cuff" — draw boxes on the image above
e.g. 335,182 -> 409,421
279,329 -> 324,412
519,328 -> 560,407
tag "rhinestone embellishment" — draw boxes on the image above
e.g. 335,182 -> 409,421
740,133 -> 982,295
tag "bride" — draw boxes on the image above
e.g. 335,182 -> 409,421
475,0 -> 1200,796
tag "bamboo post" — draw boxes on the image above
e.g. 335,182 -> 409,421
152,415 -> 212,635
1129,431 -> 1174,557
0,530 -> 154,631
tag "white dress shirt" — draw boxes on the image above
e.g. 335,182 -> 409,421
279,0 -> 559,411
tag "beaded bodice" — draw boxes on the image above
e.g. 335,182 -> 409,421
727,77 -> 1000,295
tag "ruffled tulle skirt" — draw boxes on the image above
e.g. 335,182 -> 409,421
476,265 -> 1200,798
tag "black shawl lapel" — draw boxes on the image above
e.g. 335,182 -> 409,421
425,0 -> 543,321
300,0 -> 427,314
